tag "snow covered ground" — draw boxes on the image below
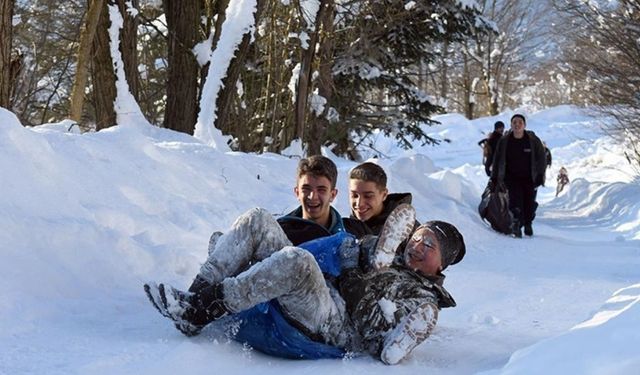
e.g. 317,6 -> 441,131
1,105 -> 638,374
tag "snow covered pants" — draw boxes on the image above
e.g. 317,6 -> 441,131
198,207 -> 293,283
198,208 -> 352,348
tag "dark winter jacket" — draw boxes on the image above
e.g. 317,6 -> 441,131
491,130 -> 547,187
343,193 -> 420,238
338,260 -> 455,355
483,131 -> 503,176
545,146 -> 552,168
278,206 -> 346,245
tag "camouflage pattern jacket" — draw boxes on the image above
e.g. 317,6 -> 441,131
338,262 -> 455,355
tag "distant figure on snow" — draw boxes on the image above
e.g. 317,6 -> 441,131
478,121 -> 505,176
556,167 -> 570,197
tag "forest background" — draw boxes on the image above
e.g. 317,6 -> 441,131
0,0 -> 639,168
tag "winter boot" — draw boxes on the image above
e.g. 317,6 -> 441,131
187,231 -> 224,293
207,231 -> 223,257
510,217 -> 522,238
372,203 -> 416,269
188,274 -> 210,293
380,302 -> 438,365
524,223 -> 533,236
143,282 -> 228,337
194,282 -> 229,323
144,282 -> 203,336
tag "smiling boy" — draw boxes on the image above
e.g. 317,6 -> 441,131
344,162 -> 419,255
277,155 -> 345,245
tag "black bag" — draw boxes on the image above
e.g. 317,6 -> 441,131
478,181 -> 513,234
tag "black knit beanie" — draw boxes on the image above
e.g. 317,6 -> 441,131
494,121 -> 505,130
419,221 -> 466,271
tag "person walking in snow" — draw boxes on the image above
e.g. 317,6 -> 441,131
144,203 -> 466,365
478,121 -> 505,176
556,166 -> 569,196
491,114 -> 547,237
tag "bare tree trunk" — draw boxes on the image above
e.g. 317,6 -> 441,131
294,42 -> 312,143
293,0 -> 332,151
462,52 -> 474,119
216,33 -> 250,137
91,0 -> 137,130
440,38 -> 449,101
195,0 -> 229,106
163,0 -> 200,134
490,89 -> 499,115
69,0 -> 105,122
307,0 -> 334,156
91,0 -> 117,130
215,0 -> 265,140
118,0 -> 139,100
0,0 -> 15,108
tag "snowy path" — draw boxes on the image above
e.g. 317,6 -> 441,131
1,106 -> 639,374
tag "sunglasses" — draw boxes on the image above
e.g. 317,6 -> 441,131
410,231 -> 437,250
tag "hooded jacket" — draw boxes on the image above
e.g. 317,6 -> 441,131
483,130 -> 504,175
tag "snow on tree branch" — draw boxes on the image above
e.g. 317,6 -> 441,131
194,0 -> 259,151
108,4 -> 149,128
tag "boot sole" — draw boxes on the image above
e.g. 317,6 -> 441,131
381,302 -> 438,365
144,282 -> 172,318
144,283 -> 203,336
373,203 -> 416,269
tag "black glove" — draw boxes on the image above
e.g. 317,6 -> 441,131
357,235 -> 379,273
338,236 -> 360,270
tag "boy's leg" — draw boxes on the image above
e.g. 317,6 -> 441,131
146,208 -> 294,336
222,247 -> 351,347
188,231 -> 222,292
505,181 -> 524,237
522,181 -> 536,226
198,208 -> 292,284
148,246 -> 350,346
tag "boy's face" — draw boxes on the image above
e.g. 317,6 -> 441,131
294,174 -> 337,224
403,227 -> 442,276
349,179 -> 388,221
510,117 -> 526,137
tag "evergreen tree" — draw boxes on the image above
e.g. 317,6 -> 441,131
327,0 -> 492,156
